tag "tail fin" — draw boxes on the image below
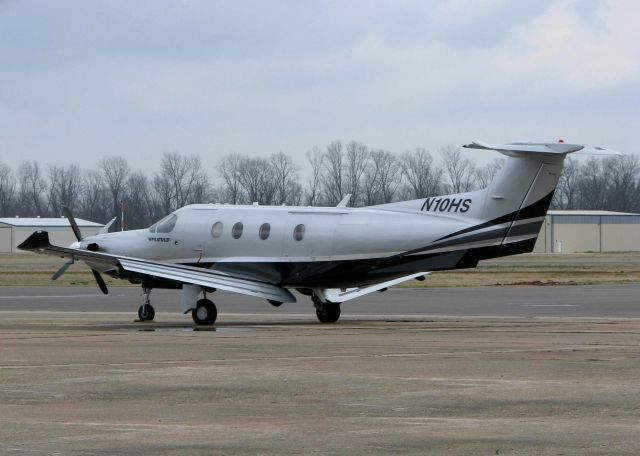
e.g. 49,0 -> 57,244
374,141 -> 619,253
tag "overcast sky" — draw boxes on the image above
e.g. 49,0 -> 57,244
1,0 -> 638,172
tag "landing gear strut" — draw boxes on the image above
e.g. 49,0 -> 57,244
312,293 -> 341,323
138,287 -> 155,321
192,297 -> 217,326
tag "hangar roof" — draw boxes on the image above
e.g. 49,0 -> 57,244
0,217 -> 103,227
547,210 -> 639,216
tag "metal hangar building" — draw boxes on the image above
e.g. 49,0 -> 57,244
0,217 -> 104,253
533,210 -> 640,253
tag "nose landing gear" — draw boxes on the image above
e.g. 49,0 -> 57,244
138,287 -> 155,322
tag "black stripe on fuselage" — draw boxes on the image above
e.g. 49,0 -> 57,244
434,190 -> 555,242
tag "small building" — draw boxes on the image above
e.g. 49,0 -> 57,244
0,217 -> 104,253
533,210 -> 640,253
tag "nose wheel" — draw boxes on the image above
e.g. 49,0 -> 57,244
138,303 -> 155,321
192,298 -> 217,325
138,287 -> 155,322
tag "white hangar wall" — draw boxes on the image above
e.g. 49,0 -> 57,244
0,218 -> 104,253
534,211 -> 640,253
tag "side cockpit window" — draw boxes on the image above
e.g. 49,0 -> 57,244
149,214 -> 178,233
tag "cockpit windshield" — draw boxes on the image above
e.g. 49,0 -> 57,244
148,214 -> 178,233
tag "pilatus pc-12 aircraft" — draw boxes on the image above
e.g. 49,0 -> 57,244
18,141 -> 617,325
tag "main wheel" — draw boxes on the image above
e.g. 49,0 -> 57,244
192,298 -> 217,325
138,304 -> 155,321
316,303 -> 341,323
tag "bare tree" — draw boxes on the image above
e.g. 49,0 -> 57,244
285,181 -> 303,206
400,148 -> 441,199
552,156 -> 580,209
237,157 -> 276,205
0,162 -> 16,216
17,161 -> 47,216
604,154 -> 640,212
270,152 -> 299,205
320,140 -> 345,205
124,171 -> 156,229
78,170 -> 110,223
577,158 -> 608,210
344,140 -> 369,206
99,156 -> 130,230
47,164 -> 81,215
304,147 -> 324,206
159,151 -> 210,209
441,145 -> 476,194
363,149 -> 401,205
218,153 -> 244,204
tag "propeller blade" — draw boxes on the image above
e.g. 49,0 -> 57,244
63,206 -> 83,241
92,269 -> 109,295
52,259 -> 74,280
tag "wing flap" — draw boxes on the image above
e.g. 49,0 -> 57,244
317,272 -> 430,303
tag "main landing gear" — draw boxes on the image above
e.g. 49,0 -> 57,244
312,293 -> 341,323
138,287 -> 155,322
192,298 -> 217,326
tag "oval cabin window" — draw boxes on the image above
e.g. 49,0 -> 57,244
211,221 -> 223,238
259,223 -> 271,240
293,224 -> 305,241
232,222 -> 243,239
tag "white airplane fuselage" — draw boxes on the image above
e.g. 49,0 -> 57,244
79,204 -> 480,289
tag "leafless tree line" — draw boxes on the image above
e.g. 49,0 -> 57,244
0,141 -> 637,229
553,155 -> 640,212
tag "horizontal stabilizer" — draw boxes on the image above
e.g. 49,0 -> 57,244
464,141 -> 583,156
464,141 -> 621,157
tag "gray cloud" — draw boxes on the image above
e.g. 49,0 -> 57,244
0,0 -> 637,172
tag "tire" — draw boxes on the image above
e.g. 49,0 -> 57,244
316,303 -> 341,323
192,299 -> 217,325
138,304 -> 155,321
268,299 -> 283,307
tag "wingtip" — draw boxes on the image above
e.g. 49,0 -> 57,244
17,231 -> 51,251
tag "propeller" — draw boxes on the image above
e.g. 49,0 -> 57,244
51,206 -> 109,295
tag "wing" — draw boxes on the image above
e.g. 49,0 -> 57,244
18,231 -> 296,303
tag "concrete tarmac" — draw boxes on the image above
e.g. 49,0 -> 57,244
1,285 -> 640,455
1,284 -> 640,318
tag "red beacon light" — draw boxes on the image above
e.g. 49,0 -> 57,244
558,139 -> 564,143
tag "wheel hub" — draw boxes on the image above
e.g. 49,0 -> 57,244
196,306 -> 208,320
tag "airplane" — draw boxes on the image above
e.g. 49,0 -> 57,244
18,141 -> 618,325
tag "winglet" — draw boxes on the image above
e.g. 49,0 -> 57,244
17,231 -> 52,251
